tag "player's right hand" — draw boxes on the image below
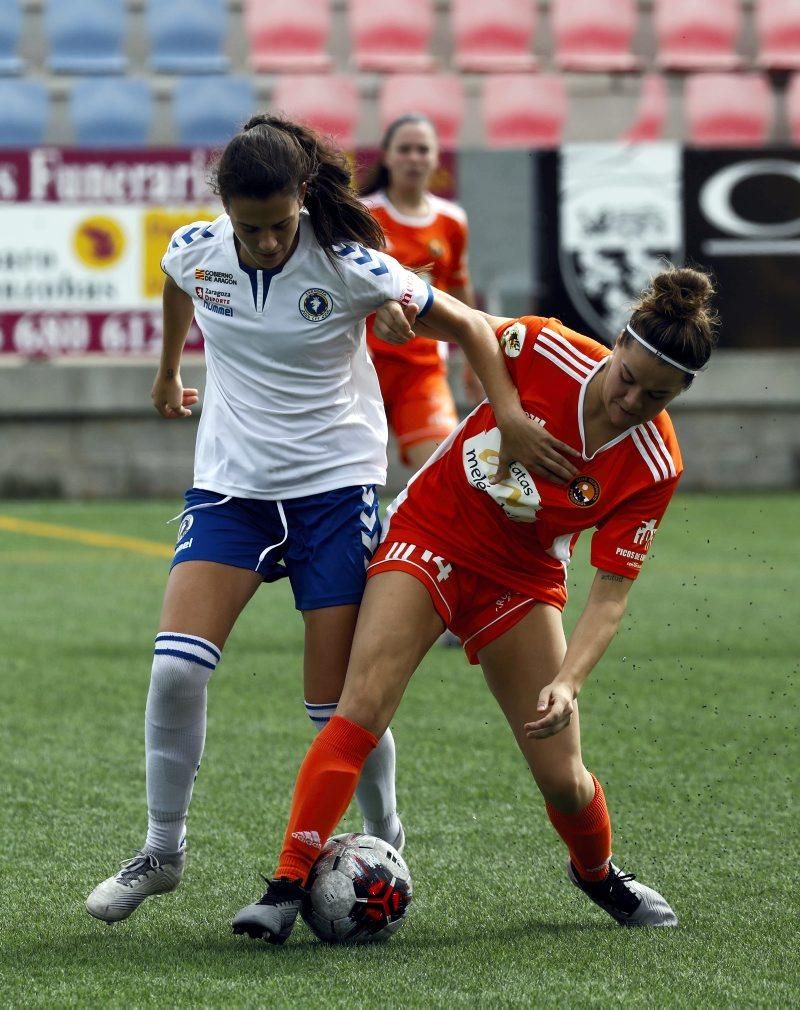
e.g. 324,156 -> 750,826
373,299 -> 418,345
151,372 -> 199,418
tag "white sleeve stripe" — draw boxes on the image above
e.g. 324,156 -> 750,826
534,344 -> 588,384
645,421 -> 678,478
637,424 -> 671,480
540,328 -> 599,369
538,333 -> 593,375
631,429 -> 663,481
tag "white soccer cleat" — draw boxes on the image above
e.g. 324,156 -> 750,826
567,860 -> 678,927
85,849 -> 185,924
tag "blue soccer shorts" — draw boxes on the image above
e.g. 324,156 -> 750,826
169,485 -> 381,611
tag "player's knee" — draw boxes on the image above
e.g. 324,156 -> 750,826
149,634 -> 220,700
533,765 -> 587,813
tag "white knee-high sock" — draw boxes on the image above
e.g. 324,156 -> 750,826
144,633 -> 220,854
305,701 -> 401,843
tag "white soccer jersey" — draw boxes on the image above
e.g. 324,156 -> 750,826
161,212 -> 433,499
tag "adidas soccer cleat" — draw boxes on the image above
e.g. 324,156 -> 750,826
231,877 -> 307,944
567,860 -> 678,927
85,849 -> 185,924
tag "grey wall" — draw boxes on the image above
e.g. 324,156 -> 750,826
1,350 -> 798,499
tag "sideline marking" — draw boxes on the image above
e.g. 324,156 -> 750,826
0,515 -> 173,559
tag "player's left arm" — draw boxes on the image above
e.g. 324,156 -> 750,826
525,570 -> 634,739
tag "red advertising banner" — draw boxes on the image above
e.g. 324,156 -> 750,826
0,148 -> 218,356
0,147 -> 459,357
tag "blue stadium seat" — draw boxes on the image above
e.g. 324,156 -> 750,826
71,77 -> 153,148
45,0 -> 127,75
0,0 -> 23,75
173,75 -> 255,146
147,0 -> 230,74
0,79 -> 47,145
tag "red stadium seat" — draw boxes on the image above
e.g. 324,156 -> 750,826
622,74 -> 669,142
654,0 -> 742,71
784,73 -> 800,141
481,73 -> 567,148
245,0 -> 332,73
451,0 -> 537,72
378,74 -> 465,148
684,73 -> 773,146
551,0 -> 639,72
349,0 -> 434,72
756,0 -> 800,71
270,74 -> 359,148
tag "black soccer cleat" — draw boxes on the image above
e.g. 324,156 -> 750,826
567,860 -> 678,927
231,876 -> 308,944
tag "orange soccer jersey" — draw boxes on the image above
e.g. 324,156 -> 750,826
365,190 -> 469,368
380,316 -> 684,608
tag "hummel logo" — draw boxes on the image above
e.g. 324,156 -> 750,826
292,830 -> 322,849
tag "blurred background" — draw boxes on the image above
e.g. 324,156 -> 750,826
0,0 -> 799,498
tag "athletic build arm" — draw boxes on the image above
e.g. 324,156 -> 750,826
525,570 -> 633,739
151,275 -> 200,419
374,296 -> 580,483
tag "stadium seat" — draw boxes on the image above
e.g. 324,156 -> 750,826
173,75 -> 256,146
756,0 -> 800,71
0,79 -> 47,145
245,0 -> 332,73
783,73 -> 800,141
622,74 -> 669,142
147,0 -> 230,74
654,0 -> 742,71
378,74 -> 465,148
451,0 -> 537,72
684,73 -> 773,146
349,0 -> 434,72
481,74 -> 567,148
71,77 -> 153,148
44,0 -> 126,75
551,0 -> 639,72
270,75 -> 358,148
0,0 -> 23,75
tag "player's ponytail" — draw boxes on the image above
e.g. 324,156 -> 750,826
625,266 -> 720,385
210,115 -> 384,252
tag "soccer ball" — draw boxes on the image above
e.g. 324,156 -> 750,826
302,832 -> 412,943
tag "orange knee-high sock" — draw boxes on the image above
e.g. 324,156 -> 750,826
275,715 -> 378,884
545,773 -> 612,882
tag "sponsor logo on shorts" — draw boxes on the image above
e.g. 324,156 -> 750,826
175,537 -> 193,554
495,590 -> 513,612
568,475 -> 601,507
299,288 -> 333,321
177,513 -> 194,541
195,268 -> 237,285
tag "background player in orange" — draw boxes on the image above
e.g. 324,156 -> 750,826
360,114 -> 482,473
232,267 -> 719,941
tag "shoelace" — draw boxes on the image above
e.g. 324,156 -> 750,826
601,868 -> 640,915
256,876 -> 306,906
117,852 -> 161,885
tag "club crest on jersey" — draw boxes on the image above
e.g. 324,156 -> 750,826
500,321 -> 526,358
299,288 -> 333,321
568,475 -> 601,507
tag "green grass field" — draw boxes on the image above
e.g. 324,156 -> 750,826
1,495 -> 796,1008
